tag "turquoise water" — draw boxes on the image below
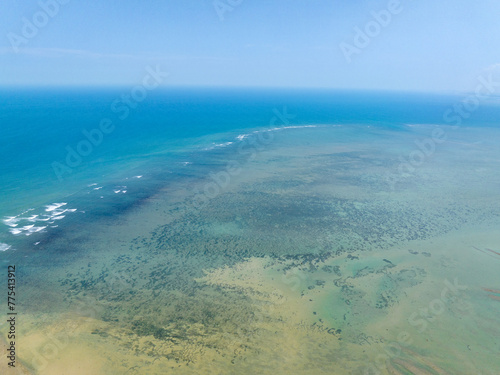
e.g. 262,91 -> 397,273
2,88 -> 498,252
1,89 -> 499,374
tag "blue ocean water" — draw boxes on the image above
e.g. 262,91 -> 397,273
1,88 -> 499,252
2,88 -> 500,374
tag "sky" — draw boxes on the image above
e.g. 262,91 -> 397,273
0,0 -> 499,92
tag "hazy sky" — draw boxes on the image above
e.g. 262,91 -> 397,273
1,0 -> 499,91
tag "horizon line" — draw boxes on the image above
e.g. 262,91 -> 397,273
0,85 -> 486,96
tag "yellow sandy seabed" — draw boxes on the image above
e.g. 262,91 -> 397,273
4,224 -> 499,375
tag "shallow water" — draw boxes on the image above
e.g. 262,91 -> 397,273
1,91 -> 500,374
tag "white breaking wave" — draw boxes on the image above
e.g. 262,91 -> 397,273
3,217 -> 21,227
204,141 -> 234,150
0,243 -> 11,251
266,125 -> 318,132
236,134 -> 249,141
215,142 -> 233,147
114,186 -> 128,194
45,202 -> 67,212
235,125 -> 319,142
2,202 -> 77,237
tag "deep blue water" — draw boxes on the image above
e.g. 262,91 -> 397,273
1,88 -> 499,252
